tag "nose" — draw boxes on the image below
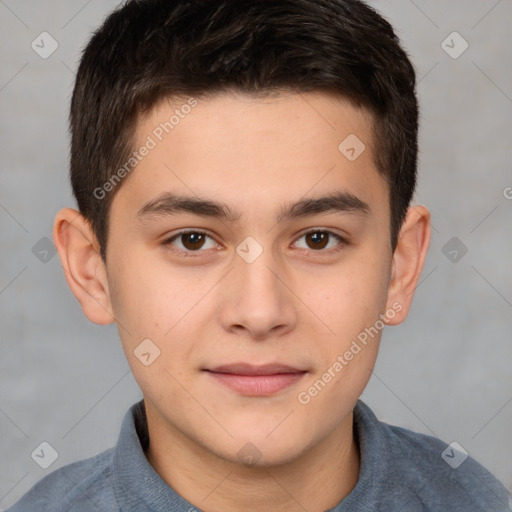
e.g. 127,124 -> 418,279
217,244 -> 298,340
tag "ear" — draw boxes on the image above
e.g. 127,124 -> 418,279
52,208 -> 115,325
384,205 -> 431,325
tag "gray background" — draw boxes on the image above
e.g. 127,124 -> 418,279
1,0 -> 511,508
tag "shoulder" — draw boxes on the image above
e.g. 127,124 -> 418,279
6,447 -> 118,512
355,400 -> 511,511
386,422 -> 506,502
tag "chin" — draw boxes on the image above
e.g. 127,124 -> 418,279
221,432 -> 312,469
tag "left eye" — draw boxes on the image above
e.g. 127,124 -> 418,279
164,231 -> 219,253
293,230 -> 345,252
163,229 -> 345,255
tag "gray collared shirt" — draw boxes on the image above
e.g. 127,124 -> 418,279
7,399 -> 511,511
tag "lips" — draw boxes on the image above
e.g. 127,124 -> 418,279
207,363 -> 305,376
204,363 -> 307,396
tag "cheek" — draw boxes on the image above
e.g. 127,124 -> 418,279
109,241 -> 170,310
295,252 -> 390,399
295,268 -> 387,423
303,254 -> 390,338
107,259 -> 196,397
107,252 -> 178,346
108,253 -> 207,371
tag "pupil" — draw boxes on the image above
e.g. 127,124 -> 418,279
308,231 -> 328,250
184,233 -> 204,249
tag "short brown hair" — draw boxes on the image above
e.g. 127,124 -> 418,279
70,0 -> 418,262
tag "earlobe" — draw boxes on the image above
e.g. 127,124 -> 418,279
52,208 -> 115,325
384,205 -> 431,326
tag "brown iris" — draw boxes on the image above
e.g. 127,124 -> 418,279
305,231 -> 329,250
180,232 -> 207,250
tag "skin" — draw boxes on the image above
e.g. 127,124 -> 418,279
53,90 -> 430,512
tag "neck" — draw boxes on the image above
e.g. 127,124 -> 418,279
145,405 -> 360,512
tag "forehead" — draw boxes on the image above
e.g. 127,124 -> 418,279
112,90 -> 388,222
134,90 -> 377,158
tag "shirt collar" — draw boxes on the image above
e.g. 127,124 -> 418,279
111,399 -> 387,511
329,399 -> 390,510
112,400 -> 195,511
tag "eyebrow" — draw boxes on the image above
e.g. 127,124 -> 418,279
136,190 -> 370,224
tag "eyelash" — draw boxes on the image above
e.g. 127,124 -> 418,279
162,229 -> 347,258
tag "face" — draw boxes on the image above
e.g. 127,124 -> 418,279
104,91 -> 395,466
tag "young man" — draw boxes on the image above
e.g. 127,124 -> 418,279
8,0 -> 511,510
